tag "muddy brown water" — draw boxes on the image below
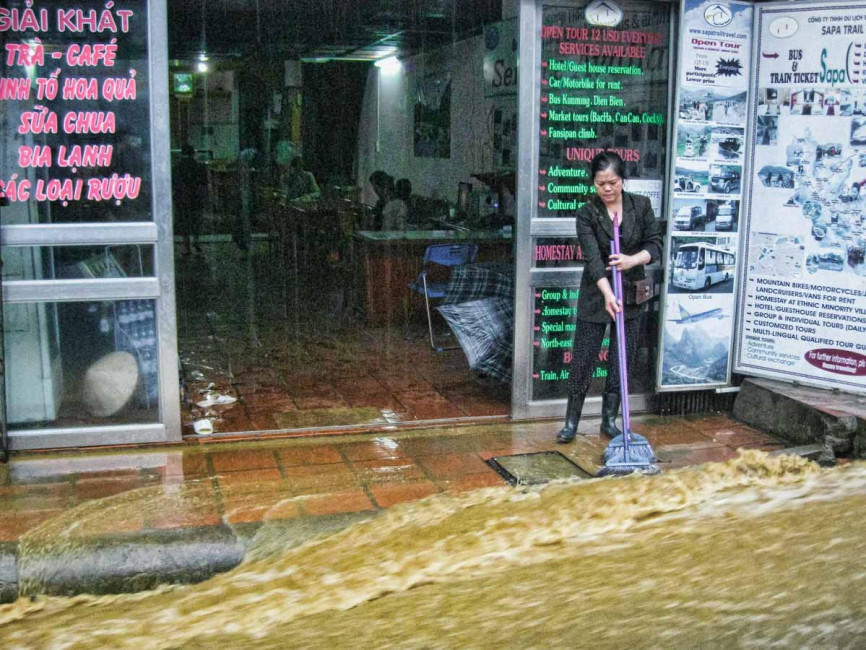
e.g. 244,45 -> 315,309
2,451 -> 866,648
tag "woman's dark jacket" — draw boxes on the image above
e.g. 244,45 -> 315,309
576,191 -> 663,324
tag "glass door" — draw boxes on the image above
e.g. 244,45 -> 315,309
512,0 -> 675,419
0,1 -> 180,450
167,1 -> 515,437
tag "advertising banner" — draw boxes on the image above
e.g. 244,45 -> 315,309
536,1 -> 671,218
0,1 -> 152,222
528,1 -> 671,403
658,0 -> 753,390
735,1 -> 866,391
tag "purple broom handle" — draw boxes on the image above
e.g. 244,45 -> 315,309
612,216 -> 632,438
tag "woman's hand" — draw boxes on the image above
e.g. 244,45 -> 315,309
603,290 -> 622,320
607,249 -> 651,272
607,253 -> 637,272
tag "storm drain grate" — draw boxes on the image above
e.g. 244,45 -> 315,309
487,451 -> 592,486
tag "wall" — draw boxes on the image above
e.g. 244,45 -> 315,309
179,70 -> 240,161
356,35 -> 517,206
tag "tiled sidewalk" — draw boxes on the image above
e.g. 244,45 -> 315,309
0,415 -> 785,543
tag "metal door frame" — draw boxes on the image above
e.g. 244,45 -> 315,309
511,0 -> 677,420
0,1 -> 180,451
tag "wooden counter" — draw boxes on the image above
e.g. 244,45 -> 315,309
355,229 -> 512,326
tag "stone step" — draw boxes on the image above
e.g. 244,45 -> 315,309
733,378 -> 866,458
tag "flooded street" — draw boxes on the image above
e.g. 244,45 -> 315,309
3,451 -> 866,648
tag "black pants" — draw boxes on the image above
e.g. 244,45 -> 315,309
567,317 -> 642,397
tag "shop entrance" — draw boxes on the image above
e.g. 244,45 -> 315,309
168,1 -> 516,436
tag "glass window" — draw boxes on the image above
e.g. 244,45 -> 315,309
0,0 -> 152,225
677,249 -> 698,269
4,299 -> 160,430
2,245 -> 155,281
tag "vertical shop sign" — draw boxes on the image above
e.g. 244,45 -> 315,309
735,1 -> 866,392
658,0 -> 752,391
536,2 -> 670,219
0,1 -> 152,220
529,1 -> 670,402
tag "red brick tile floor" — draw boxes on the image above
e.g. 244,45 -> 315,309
0,414 -> 787,543
174,241 -> 512,437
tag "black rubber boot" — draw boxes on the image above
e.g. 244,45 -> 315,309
556,394 -> 586,444
600,391 -> 623,438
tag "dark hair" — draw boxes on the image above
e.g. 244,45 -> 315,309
369,170 -> 389,186
395,178 -> 412,201
590,151 -> 626,182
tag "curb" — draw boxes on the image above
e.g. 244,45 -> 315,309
0,510 -> 377,604
1,524 -> 244,604
0,542 -> 17,604
734,378 -> 866,457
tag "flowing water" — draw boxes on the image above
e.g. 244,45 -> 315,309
3,451 -> 866,648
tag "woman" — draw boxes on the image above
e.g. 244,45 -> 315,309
284,157 -> 321,200
557,151 -> 662,443
367,171 -> 394,230
173,144 -> 207,256
381,178 -> 412,230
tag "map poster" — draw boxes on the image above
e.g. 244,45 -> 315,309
658,0 -> 752,390
735,1 -> 866,392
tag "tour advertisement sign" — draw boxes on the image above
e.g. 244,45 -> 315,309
531,285 -> 613,400
0,1 -> 151,223
658,0 -> 752,391
536,1 -> 670,219
735,1 -> 866,392
530,1 -> 670,402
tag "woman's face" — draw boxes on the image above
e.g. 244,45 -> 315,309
593,167 -> 623,206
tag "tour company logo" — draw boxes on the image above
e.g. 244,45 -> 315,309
704,3 -> 733,28
585,0 -> 623,28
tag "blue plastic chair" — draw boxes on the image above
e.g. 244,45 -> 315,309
408,243 -> 478,350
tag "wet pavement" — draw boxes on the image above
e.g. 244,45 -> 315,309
175,241 -> 512,436
0,414 -> 783,545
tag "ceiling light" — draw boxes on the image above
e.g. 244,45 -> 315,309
374,56 -> 401,73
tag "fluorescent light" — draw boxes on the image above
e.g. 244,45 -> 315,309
374,56 -> 401,73
197,61 -> 209,73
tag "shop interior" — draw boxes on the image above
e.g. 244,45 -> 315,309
169,0 -> 517,435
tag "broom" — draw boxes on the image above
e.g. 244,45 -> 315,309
597,213 -> 659,477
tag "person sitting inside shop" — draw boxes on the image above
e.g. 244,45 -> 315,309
173,143 -> 207,256
556,151 -> 662,444
283,156 -> 320,201
367,170 -> 393,229
382,178 -> 412,230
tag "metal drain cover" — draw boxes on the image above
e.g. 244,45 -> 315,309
487,451 -> 591,486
